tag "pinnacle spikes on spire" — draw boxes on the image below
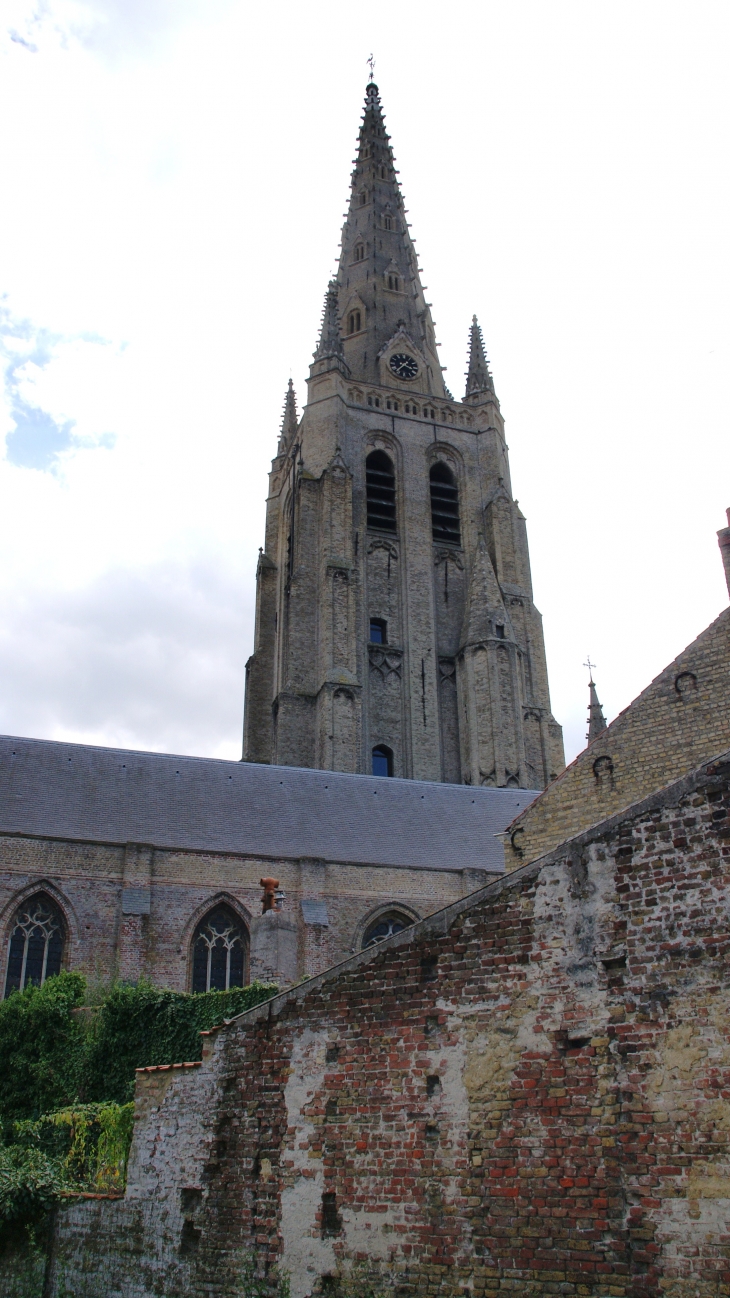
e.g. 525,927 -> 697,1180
465,315 -> 494,401
277,378 -> 298,453
313,280 -> 345,363
585,673 -> 607,744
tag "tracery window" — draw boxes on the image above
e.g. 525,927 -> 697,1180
365,450 -> 396,533
354,243 -> 365,262
429,461 -> 461,546
362,910 -> 412,947
348,310 -> 361,334
4,894 -> 65,997
191,905 -> 247,994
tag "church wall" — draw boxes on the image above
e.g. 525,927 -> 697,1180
0,832 -> 492,995
43,749 -> 730,1297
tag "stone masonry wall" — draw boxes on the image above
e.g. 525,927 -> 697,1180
0,834 -> 489,992
504,605 -> 730,871
46,749 -> 730,1297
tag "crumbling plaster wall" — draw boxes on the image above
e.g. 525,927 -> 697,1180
47,751 -> 730,1297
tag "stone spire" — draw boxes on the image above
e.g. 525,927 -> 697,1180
277,379 -> 298,454
333,81 -> 446,397
464,315 -> 494,400
314,280 -> 345,363
585,671 -> 607,743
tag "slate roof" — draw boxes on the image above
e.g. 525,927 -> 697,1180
0,735 -> 539,873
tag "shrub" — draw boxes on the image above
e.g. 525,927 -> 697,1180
0,1146 -> 66,1227
13,1102 -> 134,1193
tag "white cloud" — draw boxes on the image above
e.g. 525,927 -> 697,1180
0,0 -> 728,765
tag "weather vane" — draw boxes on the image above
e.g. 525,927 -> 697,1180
367,53 -> 375,82
583,656 -> 596,680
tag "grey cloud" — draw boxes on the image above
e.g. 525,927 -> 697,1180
0,559 -> 251,758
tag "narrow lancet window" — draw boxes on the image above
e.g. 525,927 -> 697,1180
366,450 -> 396,533
4,894 -> 65,997
348,310 -> 361,334
429,462 -> 461,546
191,905 -> 247,994
371,745 -> 393,777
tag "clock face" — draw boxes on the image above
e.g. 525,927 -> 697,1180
389,352 -> 419,380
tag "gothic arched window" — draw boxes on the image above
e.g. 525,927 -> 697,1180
429,462 -> 461,546
191,905 -> 247,994
362,910 -> 411,948
348,310 -> 361,334
371,745 -> 393,777
366,450 -> 396,534
4,894 -> 65,997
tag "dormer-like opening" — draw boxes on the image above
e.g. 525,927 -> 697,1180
387,273 -> 400,291
354,243 -> 365,262
430,462 -> 461,546
377,164 -> 387,179
348,310 -> 362,335
359,190 -> 368,207
383,215 -> 393,231
366,450 -> 396,534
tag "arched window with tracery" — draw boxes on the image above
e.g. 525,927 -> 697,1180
429,461 -> 461,545
366,450 -> 396,534
362,910 -> 413,948
4,894 -> 65,997
191,904 -> 248,994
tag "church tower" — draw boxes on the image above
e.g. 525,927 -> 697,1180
243,82 -> 564,788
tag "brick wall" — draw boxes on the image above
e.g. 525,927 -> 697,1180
45,748 -> 730,1297
0,836 -> 488,992
504,605 -> 730,871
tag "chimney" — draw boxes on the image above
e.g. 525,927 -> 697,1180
718,507 -> 730,600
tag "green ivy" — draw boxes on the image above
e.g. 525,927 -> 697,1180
0,974 -> 87,1130
0,974 -> 277,1239
0,974 -> 278,1123
83,979 -> 278,1104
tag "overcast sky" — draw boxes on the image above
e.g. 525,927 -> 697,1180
0,0 -> 728,767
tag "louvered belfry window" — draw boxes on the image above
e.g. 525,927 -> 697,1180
429,462 -> 461,545
366,450 -> 396,534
